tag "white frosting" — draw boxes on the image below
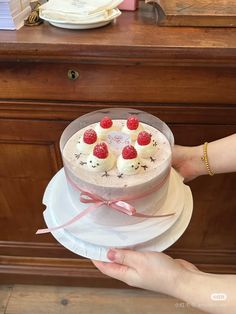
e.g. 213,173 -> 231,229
87,153 -> 115,172
117,155 -> 142,175
135,141 -> 156,159
121,123 -> 144,141
95,124 -> 116,140
76,138 -> 97,155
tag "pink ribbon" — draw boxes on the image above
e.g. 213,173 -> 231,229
36,170 -> 175,235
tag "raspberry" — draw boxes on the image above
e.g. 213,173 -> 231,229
122,145 -> 137,159
137,131 -> 152,146
127,116 -> 139,130
83,129 -> 97,144
93,142 -> 109,159
100,116 -> 113,129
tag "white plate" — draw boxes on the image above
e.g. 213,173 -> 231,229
43,184 -> 193,261
39,8 -> 121,30
42,168 -> 186,247
49,20 -> 113,29
39,8 -> 121,24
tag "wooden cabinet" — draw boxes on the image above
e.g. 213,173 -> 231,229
0,3 -> 236,286
1,62 -> 236,104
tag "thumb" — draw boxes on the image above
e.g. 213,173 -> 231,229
107,248 -> 144,268
91,249 -> 143,285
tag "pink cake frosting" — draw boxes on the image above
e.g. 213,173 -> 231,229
61,111 -> 173,227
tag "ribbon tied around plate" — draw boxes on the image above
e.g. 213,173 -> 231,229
36,169 -> 175,235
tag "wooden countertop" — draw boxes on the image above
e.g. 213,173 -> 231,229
0,2 -> 236,65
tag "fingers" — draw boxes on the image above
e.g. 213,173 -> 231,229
91,259 -> 137,285
91,249 -> 144,285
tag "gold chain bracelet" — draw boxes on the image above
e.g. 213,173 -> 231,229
201,142 -> 214,176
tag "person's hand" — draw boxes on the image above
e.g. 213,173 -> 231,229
92,249 -> 199,297
172,145 -> 204,182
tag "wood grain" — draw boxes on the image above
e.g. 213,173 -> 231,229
0,1 -> 236,286
1,62 -> 236,104
3,285 -> 205,314
0,286 -> 12,314
1,102 -> 236,125
146,0 -> 236,27
0,3 -> 236,64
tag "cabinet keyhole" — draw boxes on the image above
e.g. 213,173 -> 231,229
68,69 -> 79,81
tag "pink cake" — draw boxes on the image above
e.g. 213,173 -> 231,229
60,108 -> 174,226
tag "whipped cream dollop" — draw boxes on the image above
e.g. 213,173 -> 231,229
122,124 -> 144,141
121,116 -> 144,141
87,142 -> 115,172
95,124 -> 116,140
117,145 -> 141,175
76,129 -> 98,154
76,139 -> 97,154
134,131 -> 156,158
95,116 -> 116,140
87,154 -> 115,172
135,141 -> 156,159
117,155 -> 141,175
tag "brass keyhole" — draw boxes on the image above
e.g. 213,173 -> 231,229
68,69 -> 79,80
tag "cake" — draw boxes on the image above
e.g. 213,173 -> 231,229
60,108 -> 174,227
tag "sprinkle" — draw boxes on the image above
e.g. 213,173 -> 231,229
75,153 -> 81,159
102,171 -> 109,177
80,161 -> 87,166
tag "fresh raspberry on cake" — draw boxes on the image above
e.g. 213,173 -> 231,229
83,129 -> 97,144
122,145 -> 138,159
93,143 -> 109,159
137,131 -> 152,146
127,116 -> 139,130
100,116 -> 113,129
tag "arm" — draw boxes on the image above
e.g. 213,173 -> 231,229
92,134 -> 236,313
178,269 -> 235,314
92,249 -> 236,314
172,134 -> 236,181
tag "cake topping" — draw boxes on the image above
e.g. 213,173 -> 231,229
122,116 -> 144,141
117,145 -> 141,175
127,116 -> 139,130
122,145 -> 138,159
137,131 -> 152,146
76,129 -> 98,154
93,143 -> 109,159
83,129 -> 97,144
95,116 -> 116,140
87,142 -> 115,172
100,116 -> 113,129
135,131 -> 156,159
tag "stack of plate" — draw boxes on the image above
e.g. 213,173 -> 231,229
39,0 -> 123,29
0,0 -> 31,30
41,167 -> 193,261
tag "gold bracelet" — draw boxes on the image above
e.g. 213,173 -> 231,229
201,142 -> 214,176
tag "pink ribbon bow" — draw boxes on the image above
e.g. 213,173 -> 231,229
36,170 -> 175,235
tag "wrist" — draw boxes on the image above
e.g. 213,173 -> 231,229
173,268 -> 200,301
166,266 -> 196,299
170,267 -> 190,299
190,145 -> 209,178
174,268 -> 214,308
